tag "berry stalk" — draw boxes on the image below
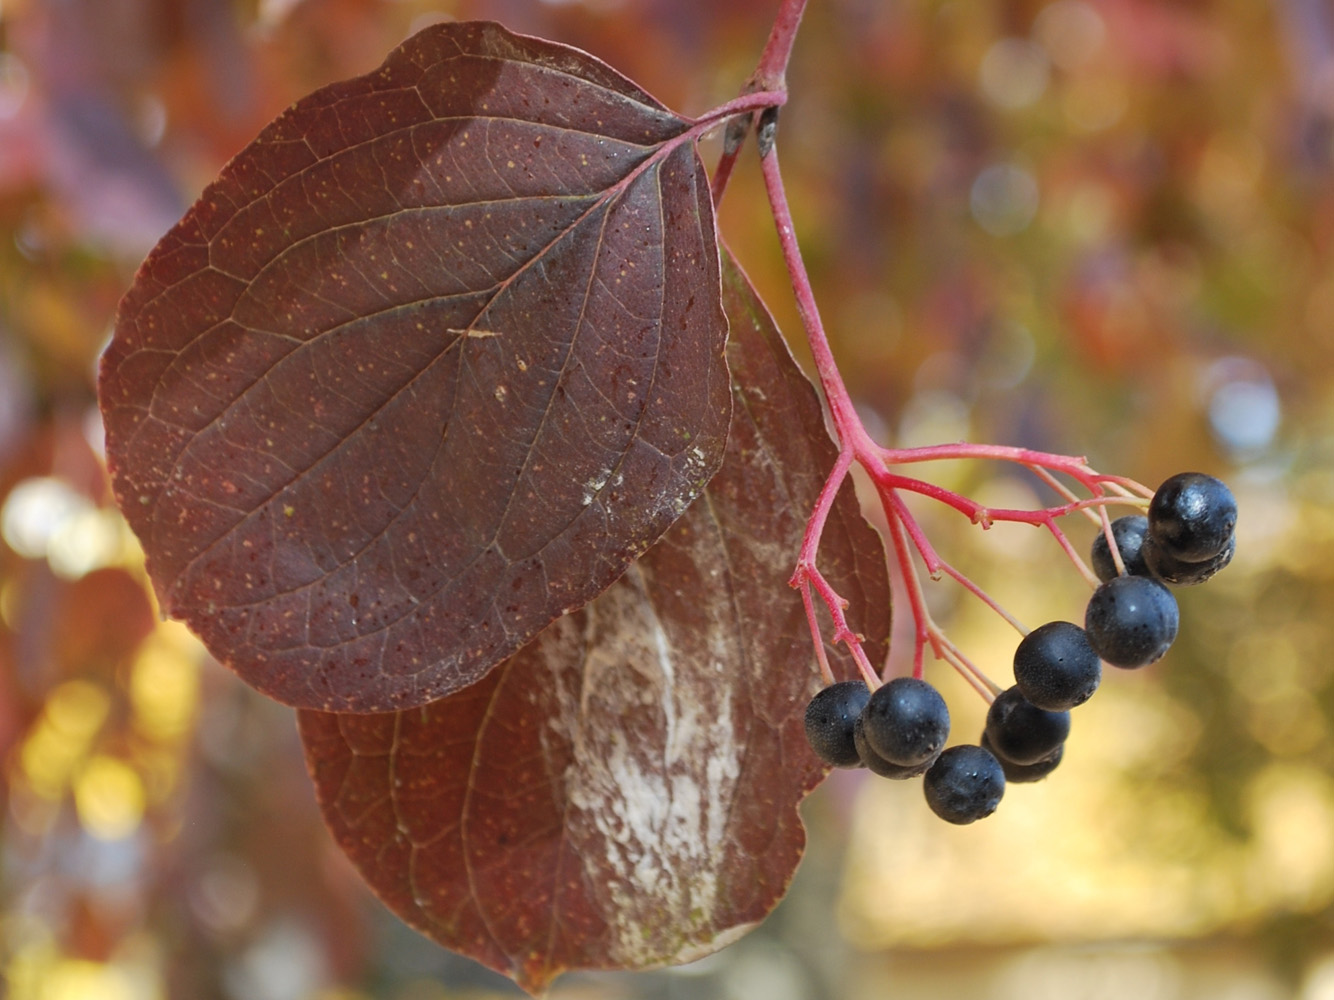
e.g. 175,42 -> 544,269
741,2 -> 1242,829
754,129 -> 1171,694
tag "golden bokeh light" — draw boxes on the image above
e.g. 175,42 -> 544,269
71,755 -> 145,840
17,680 -> 110,801
129,622 -> 201,744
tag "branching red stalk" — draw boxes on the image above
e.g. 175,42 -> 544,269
882,494 -> 1008,696
802,564 -> 881,687
756,129 -> 1131,692
880,486 -> 1029,635
1101,476 -> 1156,499
1027,464 -> 1105,526
717,0 -> 1162,700
758,152 -> 878,457
790,448 -> 854,583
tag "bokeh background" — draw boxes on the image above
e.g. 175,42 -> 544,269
1,0 -> 1331,997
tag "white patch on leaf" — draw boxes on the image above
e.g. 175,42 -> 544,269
539,558 -> 743,966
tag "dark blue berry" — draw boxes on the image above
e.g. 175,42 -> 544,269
985,686 -> 1071,765
1091,515 -> 1152,582
1013,621 -> 1101,710
1142,531 -> 1235,586
1148,472 -> 1237,563
1084,574 -> 1179,668
923,745 -> 1005,824
860,677 -> 951,767
854,716 -> 935,778
981,731 -> 1063,783
804,680 -> 870,768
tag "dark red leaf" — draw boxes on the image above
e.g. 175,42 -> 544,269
297,253 -> 890,993
98,21 -> 729,711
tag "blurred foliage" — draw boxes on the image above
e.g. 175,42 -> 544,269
2,0 -> 1334,998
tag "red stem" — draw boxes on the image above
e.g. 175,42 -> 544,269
738,0 -> 1159,702
691,91 -> 789,131
790,449 -> 853,584
711,0 -> 807,206
798,579 -> 837,686
752,0 -> 808,91
759,146 -> 877,461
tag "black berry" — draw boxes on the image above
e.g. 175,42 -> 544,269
860,677 -> 951,767
1148,472 -> 1237,563
804,680 -> 870,768
854,716 -> 935,778
1090,515 -> 1152,581
984,686 -> 1071,765
981,731 -> 1063,783
923,745 -> 1005,824
1013,621 -> 1101,710
1084,575 -> 1179,668
1142,531 -> 1235,586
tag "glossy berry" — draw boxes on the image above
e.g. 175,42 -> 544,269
854,716 -> 935,779
1142,532 -> 1235,586
1013,621 -> 1101,710
923,745 -> 1005,824
860,677 -> 951,767
984,686 -> 1071,765
1091,515 -> 1152,582
1084,575 -> 1179,668
981,731 -> 1063,784
1148,472 -> 1237,563
804,680 -> 870,768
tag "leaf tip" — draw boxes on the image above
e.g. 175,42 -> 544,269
512,954 -> 563,998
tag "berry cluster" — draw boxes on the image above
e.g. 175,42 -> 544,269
803,472 -> 1237,824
